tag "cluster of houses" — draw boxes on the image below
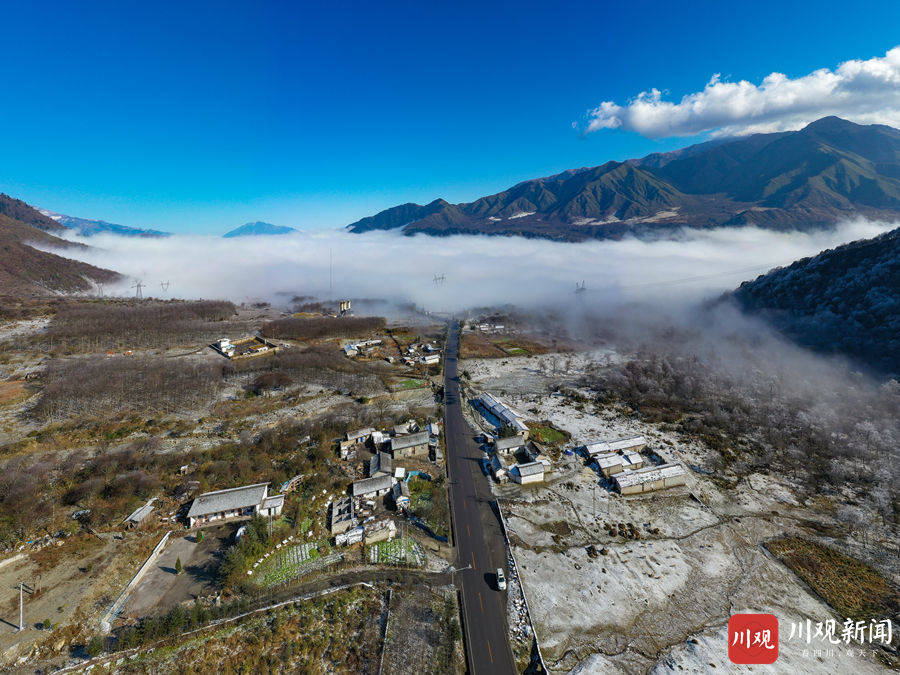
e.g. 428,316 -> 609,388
326,420 -> 443,543
401,341 -> 441,367
579,435 -> 687,495
212,337 -> 278,359
475,393 -> 548,485
343,338 -> 383,358
339,420 -> 440,461
474,323 -> 505,333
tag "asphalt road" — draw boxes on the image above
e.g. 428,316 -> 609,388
444,321 -> 517,675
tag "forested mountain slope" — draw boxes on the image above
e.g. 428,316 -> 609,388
731,227 -> 899,377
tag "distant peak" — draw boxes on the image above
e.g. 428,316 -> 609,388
223,221 -> 297,238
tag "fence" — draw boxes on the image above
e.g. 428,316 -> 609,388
494,499 -> 548,673
100,530 -> 171,634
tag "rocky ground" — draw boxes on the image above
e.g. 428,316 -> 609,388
464,351 -> 894,674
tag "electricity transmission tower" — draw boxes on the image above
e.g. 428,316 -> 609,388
16,581 -> 33,631
433,274 -> 446,286
575,280 -> 586,294
131,280 -> 144,299
160,281 -> 170,293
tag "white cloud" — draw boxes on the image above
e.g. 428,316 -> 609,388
41,219 -> 896,313
583,46 -> 900,138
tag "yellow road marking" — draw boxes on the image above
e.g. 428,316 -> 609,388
488,640 -> 494,663
467,524 -> 471,537
478,592 -> 484,612
471,551 -> 476,569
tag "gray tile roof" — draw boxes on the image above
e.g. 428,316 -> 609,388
369,452 -> 393,476
352,474 -> 393,497
390,431 -> 429,452
187,483 -> 268,519
514,461 -> 544,477
496,435 -> 525,451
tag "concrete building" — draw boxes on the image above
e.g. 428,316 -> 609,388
495,434 -> 526,455
479,393 -> 529,436
335,525 -> 363,547
510,461 -> 545,484
614,463 -> 687,495
330,496 -> 356,535
392,481 -> 410,509
368,451 -> 393,477
421,354 -> 440,365
592,449 -> 645,477
351,473 -> 394,498
390,431 -> 430,458
187,483 -> 284,528
582,435 -> 647,458
363,518 -> 397,545
490,454 -> 509,483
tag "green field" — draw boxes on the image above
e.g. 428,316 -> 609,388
367,536 -> 425,566
527,422 -> 570,446
252,541 -> 341,587
394,378 -> 427,390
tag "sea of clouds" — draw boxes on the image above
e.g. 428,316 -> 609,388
45,218 -> 896,313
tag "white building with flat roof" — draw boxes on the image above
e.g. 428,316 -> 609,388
583,435 -> 647,457
614,463 -> 687,495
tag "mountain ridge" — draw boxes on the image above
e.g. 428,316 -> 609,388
347,117 -> 900,241
38,209 -> 170,238
730,226 -> 899,377
222,221 -> 297,238
0,195 -> 120,294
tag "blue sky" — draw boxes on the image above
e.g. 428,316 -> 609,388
1,1 -> 898,234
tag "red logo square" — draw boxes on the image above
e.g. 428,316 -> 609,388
728,613 -> 779,664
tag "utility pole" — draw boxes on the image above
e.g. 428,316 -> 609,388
16,581 -> 33,631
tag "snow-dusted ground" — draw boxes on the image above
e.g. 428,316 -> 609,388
464,351 -> 890,674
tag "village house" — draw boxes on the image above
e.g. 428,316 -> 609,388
351,473 -> 394,499
582,435 -> 647,458
614,463 -> 687,495
495,434 -> 526,455
510,461 -> 545,484
390,431 -> 430,458
123,498 -> 156,529
368,451 -> 393,477
421,353 -> 440,365
490,454 -> 509,482
392,481 -> 410,509
480,393 -> 529,436
592,449 -> 645,477
335,525 -> 364,547
330,496 -> 356,535
346,427 -> 375,444
187,483 -> 284,528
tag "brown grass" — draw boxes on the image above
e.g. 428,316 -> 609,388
766,536 -> 900,621
0,380 -> 29,405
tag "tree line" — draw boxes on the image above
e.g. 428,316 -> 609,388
36,299 -> 237,353
261,316 -> 385,341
